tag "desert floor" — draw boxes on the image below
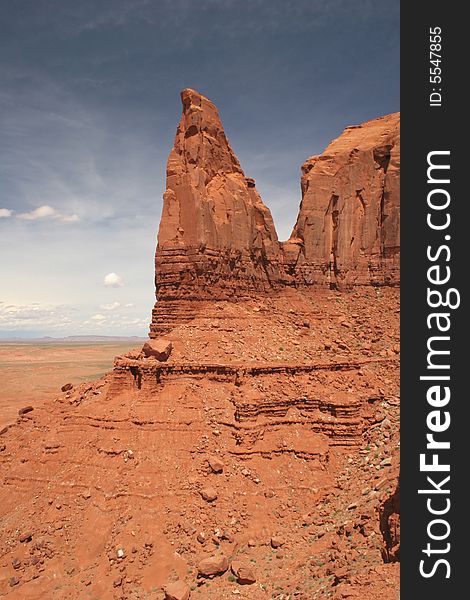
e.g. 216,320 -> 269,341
0,342 -> 141,429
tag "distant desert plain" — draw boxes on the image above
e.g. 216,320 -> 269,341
0,339 -> 144,429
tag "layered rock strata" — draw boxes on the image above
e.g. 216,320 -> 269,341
0,345 -> 399,598
151,89 -> 399,335
111,354 -> 392,450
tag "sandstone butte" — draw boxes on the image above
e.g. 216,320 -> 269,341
151,87 -> 399,335
0,89 -> 400,600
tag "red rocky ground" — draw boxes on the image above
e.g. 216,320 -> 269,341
0,287 -> 399,599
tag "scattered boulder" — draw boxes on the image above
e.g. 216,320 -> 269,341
271,535 -> 284,549
200,487 -> 218,502
18,406 -> 33,416
197,532 -> 206,544
61,383 -> 73,392
208,455 -> 224,473
197,554 -> 229,577
231,560 -> 256,585
332,567 -> 350,586
142,339 -> 173,361
18,531 -> 32,543
164,580 -> 190,600
375,478 -> 389,491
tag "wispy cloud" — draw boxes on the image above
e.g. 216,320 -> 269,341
0,301 -> 149,335
84,315 -> 148,328
100,301 -> 121,311
91,313 -> 106,321
5,204 -> 80,222
0,302 -> 73,329
17,205 -> 57,220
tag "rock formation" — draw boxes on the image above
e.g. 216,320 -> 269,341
151,89 -> 400,335
151,88 -> 284,335
284,113 -> 400,288
0,90 -> 400,599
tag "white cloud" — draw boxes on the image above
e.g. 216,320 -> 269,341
90,313 -> 106,321
0,301 -> 72,329
103,272 -> 124,288
124,303 -> 134,308
100,301 -> 121,310
0,300 -> 148,336
16,204 -> 80,222
18,205 -> 56,220
0,208 -> 13,218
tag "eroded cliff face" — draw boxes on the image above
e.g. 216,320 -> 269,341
285,113 -> 400,288
151,88 -> 287,335
151,90 -> 399,336
156,92 -> 282,288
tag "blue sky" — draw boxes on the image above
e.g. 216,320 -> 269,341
0,0 -> 399,337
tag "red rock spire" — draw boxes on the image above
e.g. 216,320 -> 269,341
150,89 -> 284,335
